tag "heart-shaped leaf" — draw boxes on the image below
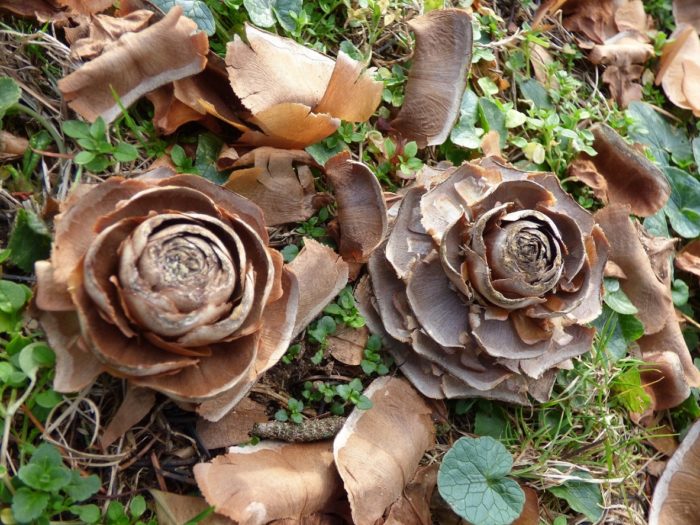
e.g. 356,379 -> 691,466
438,436 -> 525,525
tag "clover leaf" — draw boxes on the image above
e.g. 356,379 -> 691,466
438,436 -> 525,525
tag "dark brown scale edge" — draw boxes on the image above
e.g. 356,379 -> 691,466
250,416 -> 347,442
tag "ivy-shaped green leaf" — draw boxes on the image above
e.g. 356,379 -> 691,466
244,0 -> 302,31
150,0 -> 215,35
603,278 -> 638,315
450,88 -> 483,149
8,209 -> 52,273
627,102 -> 692,166
438,436 -> 525,525
663,166 -> 700,238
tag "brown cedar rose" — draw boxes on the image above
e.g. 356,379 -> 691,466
356,157 -> 609,404
34,170 -> 299,417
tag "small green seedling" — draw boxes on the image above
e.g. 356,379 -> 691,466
63,117 -> 138,172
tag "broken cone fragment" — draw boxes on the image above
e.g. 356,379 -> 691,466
534,0 -> 653,107
194,377 -> 434,525
570,123 -> 670,217
58,6 -> 209,123
648,419 -> 700,525
226,24 -> 382,149
389,8 -> 473,147
357,157 -> 608,404
656,25 -> 700,117
34,171 -> 301,418
595,205 -> 700,411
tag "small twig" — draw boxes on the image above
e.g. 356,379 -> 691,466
680,310 -> 700,331
150,451 -> 168,492
252,416 -> 347,442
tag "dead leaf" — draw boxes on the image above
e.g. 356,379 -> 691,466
57,0 -> 112,15
649,419 -> 700,525
150,490 -> 234,525
589,33 -> 654,108
0,0 -> 63,21
534,1 -> 651,107
226,25 -> 380,148
58,6 -> 208,123
529,42 -> 558,88
35,310 -> 103,393
574,123 -> 670,216
314,51 -> 383,122
0,130 -> 28,160
101,385 -> 156,448
383,464 -> 438,525
647,460 -> 667,478
533,0 -> 617,43
333,376 -> 435,525
196,396 -> 268,449
325,152 -> 388,263
194,441 -> 344,524
225,148 -> 321,225
328,325 -> 368,366
513,486 -> 540,525
568,159 -> 608,201
287,239 -> 349,338
147,85 -> 208,135
646,424 -> 679,457
596,205 -> 700,410
390,9 -> 473,147
66,10 -> 154,59
216,145 -> 240,171
676,239 -> 700,278
656,25 -> 700,117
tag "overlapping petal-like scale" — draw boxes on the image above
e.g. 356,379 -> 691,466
35,171 -> 306,420
359,156 -> 607,404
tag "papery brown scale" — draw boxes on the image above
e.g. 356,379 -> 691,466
35,170 -> 322,422
360,157 -> 607,404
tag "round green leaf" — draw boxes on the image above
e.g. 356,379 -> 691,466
113,142 -> 138,162
603,289 -> 638,315
71,504 -> 101,524
18,343 -> 54,380
11,488 -> 50,523
0,279 -> 30,314
438,436 -> 525,525
129,495 -> 147,518
74,150 -> 96,165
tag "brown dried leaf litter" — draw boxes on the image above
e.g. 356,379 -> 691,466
534,0 -> 653,107
193,377 -> 434,525
33,170 -> 379,425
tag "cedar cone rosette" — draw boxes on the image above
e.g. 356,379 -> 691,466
34,170 -> 298,415
357,158 -> 609,404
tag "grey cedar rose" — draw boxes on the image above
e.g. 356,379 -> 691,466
356,157 -> 609,404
